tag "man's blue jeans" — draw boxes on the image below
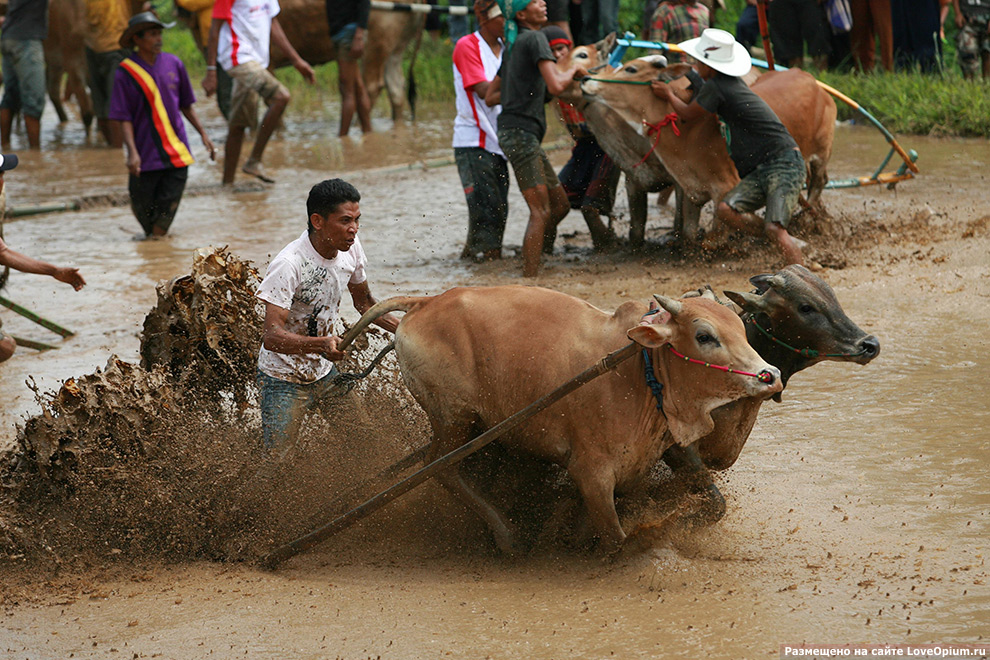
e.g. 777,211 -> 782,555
258,367 -> 340,450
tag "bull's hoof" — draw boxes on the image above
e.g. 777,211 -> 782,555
679,482 -> 726,528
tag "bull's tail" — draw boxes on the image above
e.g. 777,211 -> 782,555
339,295 -> 433,350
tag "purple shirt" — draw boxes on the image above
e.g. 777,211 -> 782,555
108,52 -> 196,173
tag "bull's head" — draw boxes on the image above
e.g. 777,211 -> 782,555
626,295 -> 782,447
580,56 -> 692,132
724,265 -> 881,395
556,32 -> 618,106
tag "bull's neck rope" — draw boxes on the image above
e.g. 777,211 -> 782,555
665,344 -> 776,383
746,316 -> 865,359
634,113 -> 680,168
641,349 -> 666,414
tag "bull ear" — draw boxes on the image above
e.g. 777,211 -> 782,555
723,290 -> 764,314
627,322 -> 673,348
653,294 -> 683,317
595,32 -> 617,55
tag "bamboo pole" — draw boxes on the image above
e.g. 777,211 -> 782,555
0,295 -> 75,337
259,341 -> 640,569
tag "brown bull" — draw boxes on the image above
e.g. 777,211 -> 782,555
176,0 -> 426,120
579,57 -> 836,241
349,286 -> 781,552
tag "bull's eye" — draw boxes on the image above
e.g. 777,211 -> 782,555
696,332 -> 713,344
799,303 -> 815,314
625,65 -> 638,74
576,51 -> 588,59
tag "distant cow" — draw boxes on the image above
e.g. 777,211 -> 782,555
348,286 -> 781,552
581,58 -> 837,240
175,0 -> 426,121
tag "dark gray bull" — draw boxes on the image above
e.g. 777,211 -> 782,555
664,265 -> 881,521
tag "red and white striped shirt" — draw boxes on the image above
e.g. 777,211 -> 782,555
213,0 -> 281,70
452,32 -> 503,156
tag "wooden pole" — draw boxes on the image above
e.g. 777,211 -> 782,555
0,295 -> 75,337
757,0 -> 775,71
12,336 -> 59,351
259,341 -> 640,569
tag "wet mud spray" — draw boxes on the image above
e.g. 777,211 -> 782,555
0,247 -> 432,571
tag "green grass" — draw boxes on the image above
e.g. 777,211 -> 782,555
164,1 -> 990,137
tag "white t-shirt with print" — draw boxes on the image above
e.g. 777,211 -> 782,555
214,0 -> 281,70
256,231 -> 367,384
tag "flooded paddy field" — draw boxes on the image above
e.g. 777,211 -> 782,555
0,101 -> 988,658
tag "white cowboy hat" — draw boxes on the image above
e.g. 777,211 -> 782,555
677,28 -> 752,77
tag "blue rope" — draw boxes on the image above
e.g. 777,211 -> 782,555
642,348 -> 665,413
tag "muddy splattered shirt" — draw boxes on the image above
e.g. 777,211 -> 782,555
256,231 -> 368,384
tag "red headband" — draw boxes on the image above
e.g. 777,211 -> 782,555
549,38 -> 572,48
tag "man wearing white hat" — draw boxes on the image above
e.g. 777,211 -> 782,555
653,28 -> 807,266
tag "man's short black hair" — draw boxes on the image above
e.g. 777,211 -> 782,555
307,179 -> 361,233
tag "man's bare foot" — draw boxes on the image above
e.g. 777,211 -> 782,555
242,159 -> 275,183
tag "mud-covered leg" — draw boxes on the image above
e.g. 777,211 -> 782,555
568,458 -> 624,553
662,443 -> 726,526
428,429 -> 520,554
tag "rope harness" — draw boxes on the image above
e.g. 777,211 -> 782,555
331,341 -> 396,395
635,113 -> 680,168
746,317 -> 866,359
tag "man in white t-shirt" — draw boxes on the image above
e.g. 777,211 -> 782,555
452,0 -> 508,262
203,0 -> 315,185
256,178 -> 399,449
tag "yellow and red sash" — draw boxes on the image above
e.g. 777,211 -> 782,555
119,58 -> 194,169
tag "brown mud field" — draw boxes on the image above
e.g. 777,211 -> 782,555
0,102 -> 988,658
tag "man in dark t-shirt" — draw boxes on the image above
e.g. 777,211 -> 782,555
652,28 -> 807,266
487,0 -> 584,277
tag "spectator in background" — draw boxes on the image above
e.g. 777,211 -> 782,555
735,0 -> 761,54
111,12 -> 216,239
849,0 -> 894,71
580,0 -> 618,44
84,0 -> 133,148
767,0 -> 832,69
452,0 -> 508,262
0,0 -> 49,150
327,0 -> 374,137
204,0 -> 315,184
891,0 -> 945,72
649,0 -> 709,60
544,26 -> 618,252
953,0 -> 990,79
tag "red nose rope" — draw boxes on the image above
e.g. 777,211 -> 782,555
634,113 -> 680,168
665,344 -> 776,383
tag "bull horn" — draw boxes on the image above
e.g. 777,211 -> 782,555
653,294 -> 683,317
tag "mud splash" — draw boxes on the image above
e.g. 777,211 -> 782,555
0,247 -> 429,572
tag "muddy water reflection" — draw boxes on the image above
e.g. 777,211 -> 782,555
2,106 -> 989,645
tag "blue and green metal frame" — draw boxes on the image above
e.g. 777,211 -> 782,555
608,34 -> 920,190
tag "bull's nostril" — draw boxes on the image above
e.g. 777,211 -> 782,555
757,370 -> 775,385
860,336 -> 880,356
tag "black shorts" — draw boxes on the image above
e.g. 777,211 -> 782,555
129,166 -> 189,236
558,138 -> 620,213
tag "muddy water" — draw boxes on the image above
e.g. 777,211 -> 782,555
2,102 -> 989,656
